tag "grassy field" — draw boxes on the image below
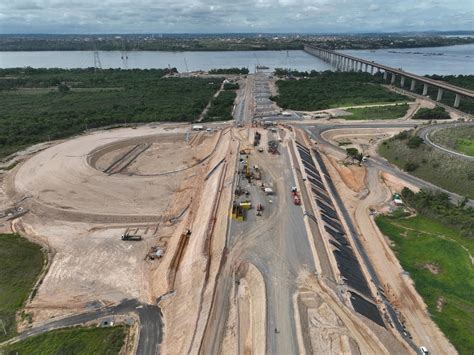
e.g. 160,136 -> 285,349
0,234 -> 44,342
0,68 -> 222,159
378,130 -> 474,198
1,326 -> 127,355
271,72 -> 411,111
344,103 -> 409,120
432,125 -> 474,157
376,214 -> 474,354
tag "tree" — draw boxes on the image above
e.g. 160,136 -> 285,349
346,147 -> 363,165
57,83 -> 70,93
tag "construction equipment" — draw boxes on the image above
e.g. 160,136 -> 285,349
291,187 -> 301,205
254,131 -> 261,146
121,233 -> 142,241
268,140 -> 280,154
232,203 -> 245,221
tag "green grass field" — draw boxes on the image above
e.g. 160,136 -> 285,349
1,326 -> 127,355
271,72 -> 411,111
431,125 -> 474,157
376,214 -> 474,354
378,131 -> 474,198
0,234 -> 44,342
344,103 -> 409,120
456,138 -> 474,156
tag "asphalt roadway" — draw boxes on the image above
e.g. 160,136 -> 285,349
418,121 -> 474,162
302,122 -> 474,207
2,299 -> 162,355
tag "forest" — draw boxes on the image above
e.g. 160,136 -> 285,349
0,68 -> 222,158
271,71 -> 410,111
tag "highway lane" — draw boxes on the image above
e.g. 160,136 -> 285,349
302,122 -> 474,207
2,299 -> 163,355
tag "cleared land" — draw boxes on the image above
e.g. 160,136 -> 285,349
0,68 -> 222,158
432,125 -> 474,157
1,326 -> 127,354
378,130 -> 474,198
271,72 -> 411,111
376,213 -> 473,354
0,233 -> 44,342
345,104 -> 409,120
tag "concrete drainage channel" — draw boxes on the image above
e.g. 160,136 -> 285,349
294,141 -> 386,328
296,140 -> 419,351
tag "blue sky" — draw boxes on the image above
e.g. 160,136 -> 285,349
0,0 -> 473,34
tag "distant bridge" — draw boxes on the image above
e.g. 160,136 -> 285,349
304,45 -> 474,108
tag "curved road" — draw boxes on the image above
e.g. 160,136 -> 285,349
301,122 -> 474,207
1,300 -> 162,355
418,122 -> 474,162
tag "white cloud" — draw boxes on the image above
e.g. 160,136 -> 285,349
0,0 -> 471,33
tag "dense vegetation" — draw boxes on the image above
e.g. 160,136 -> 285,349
376,190 -> 474,354
401,188 -> 474,239
203,90 -> 237,122
345,103 -> 409,120
2,34 -> 474,51
0,234 -> 44,341
209,68 -> 249,75
413,106 -> 451,120
0,68 -> 222,158
223,82 -> 240,90
432,125 -> 474,157
272,72 -> 411,111
378,129 -> 474,198
1,326 -> 127,354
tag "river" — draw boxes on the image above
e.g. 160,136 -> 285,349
0,43 -> 473,75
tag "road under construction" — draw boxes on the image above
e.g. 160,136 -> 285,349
0,71 -> 468,355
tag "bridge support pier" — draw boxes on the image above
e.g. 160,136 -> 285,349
400,76 -> 405,88
423,83 -> 429,96
391,73 -> 396,85
370,66 -> 374,74
410,80 -> 416,91
383,71 -> 388,80
454,94 -> 461,108
437,88 -> 444,101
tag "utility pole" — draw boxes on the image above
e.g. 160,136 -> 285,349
93,51 -> 102,72
184,57 -> 189,72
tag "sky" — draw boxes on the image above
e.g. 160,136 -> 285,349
0,0 -> 473,34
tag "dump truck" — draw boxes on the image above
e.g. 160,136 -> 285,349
121,233 -> 142,241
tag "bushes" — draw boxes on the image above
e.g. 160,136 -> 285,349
203,90 -> 236,122
407,136 -> 424,148
272,71 -> 410,111
223,82 -> 239,90
0,68 -> 222,158
413,106 -> 451,120
208,67 -> 249,75
401,188 -> 474,239
404,162 -> 419,171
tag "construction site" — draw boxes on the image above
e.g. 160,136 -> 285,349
1,69 -> 470,355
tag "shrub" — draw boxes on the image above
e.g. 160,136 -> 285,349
407,136 -> 424,149
404,162 -> 419,171
413,106 -> 451,120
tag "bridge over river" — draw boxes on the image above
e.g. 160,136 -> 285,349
305,45 -> 474,108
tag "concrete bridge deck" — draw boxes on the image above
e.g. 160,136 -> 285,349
304,44 -> 474,107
